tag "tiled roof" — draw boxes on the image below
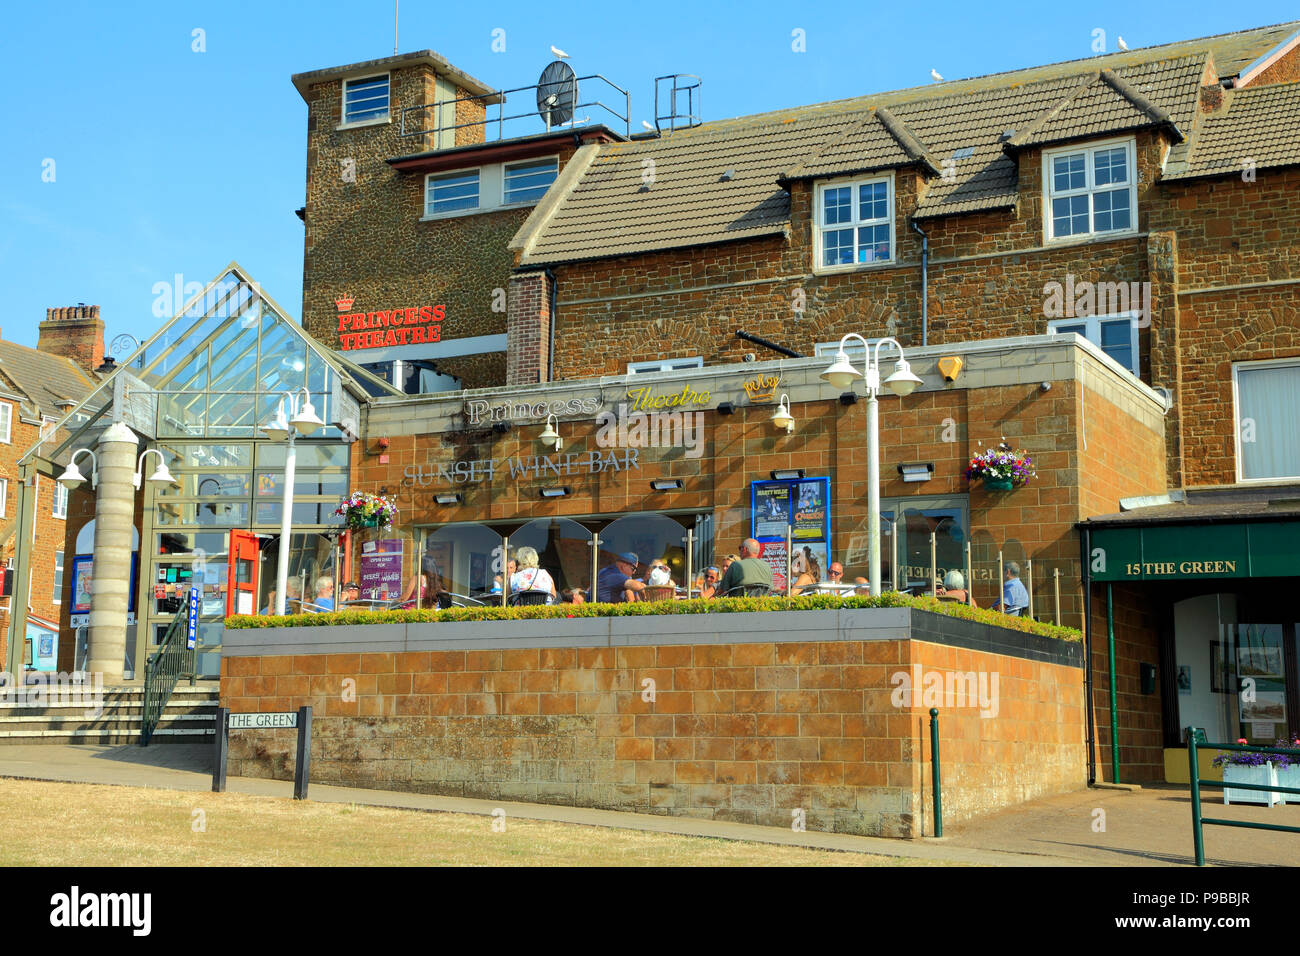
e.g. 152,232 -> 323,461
516,20 -> 1299,265
1165,81 -> 1300,179
0,340 -> 95,419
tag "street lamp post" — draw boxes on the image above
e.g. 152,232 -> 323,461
260,388 -> 324,615
820,333 -> 923,597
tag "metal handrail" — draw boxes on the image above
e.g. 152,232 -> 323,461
1186,728 -> 1300,865
400,74 -> 631,143
140,603 -> 196,746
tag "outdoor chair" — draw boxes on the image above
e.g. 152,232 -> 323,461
508,591 -> 551,607
643,585 -> 676,602
722,584 -> 774,598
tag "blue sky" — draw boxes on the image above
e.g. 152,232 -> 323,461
2,0 -> 1289,353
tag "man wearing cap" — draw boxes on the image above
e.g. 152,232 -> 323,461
341,582 -> 361,606
596,552 -> 648,603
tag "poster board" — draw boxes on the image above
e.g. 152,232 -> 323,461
751,477 -> 831,590
359,539 -> 404,600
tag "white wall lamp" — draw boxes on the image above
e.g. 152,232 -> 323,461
771,395 -> 795,434
57,448 -> 99,490
538,414 -> 563,451
133,448 -> 178,489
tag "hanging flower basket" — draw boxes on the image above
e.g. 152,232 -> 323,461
966,443 -> 1035,490
335,492 -> 398,532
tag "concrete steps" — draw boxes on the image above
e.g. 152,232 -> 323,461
0,684 -> 219,746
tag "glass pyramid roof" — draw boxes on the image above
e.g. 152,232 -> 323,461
24,264 -> 398,466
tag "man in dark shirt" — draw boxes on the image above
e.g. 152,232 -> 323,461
596,552 -> 648,603
716,539 -> 774,596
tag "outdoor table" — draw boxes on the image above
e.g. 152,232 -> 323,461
803,583 -> 863,596
341,598 -> 397,611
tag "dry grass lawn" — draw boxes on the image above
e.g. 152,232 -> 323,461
0,778 -> 938,867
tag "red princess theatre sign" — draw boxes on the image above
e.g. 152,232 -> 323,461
335,294 -> 444,351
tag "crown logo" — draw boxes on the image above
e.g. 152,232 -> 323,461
335,293 -> 355,312
744,375 -> 780,403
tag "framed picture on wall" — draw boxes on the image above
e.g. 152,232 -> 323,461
1210,641 -> 1237,694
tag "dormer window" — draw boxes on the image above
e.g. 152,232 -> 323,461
815,174 -> 894,270
342,75 -> 389,124
1044,138 -> 1136,241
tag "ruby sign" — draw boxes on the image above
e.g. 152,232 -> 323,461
337,305 -> 445,351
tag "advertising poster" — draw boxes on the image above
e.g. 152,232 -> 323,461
792,479 -> 828,540
360,539 -> 404,599
757,541 -> 830,593
72,556 -> 94,613
752,483 -> 791,540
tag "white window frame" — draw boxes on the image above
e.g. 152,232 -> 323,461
813,172 -> 896,274
53,551 -> 64,605
53,479 -> 68,519
0,478 -> 7,518
1048,314 -> 1141,376
627,357 -> 704,375
423,166 -> 483,219
0,403 -> 11,444
1042,137 -> 1138,244
502,156 -> 560,207
1232,357 -> 1300,484
339,73 -> 391,128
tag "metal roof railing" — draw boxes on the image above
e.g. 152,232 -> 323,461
399,74 -> 631,144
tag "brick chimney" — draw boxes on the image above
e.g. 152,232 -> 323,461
38,304 -> 105,374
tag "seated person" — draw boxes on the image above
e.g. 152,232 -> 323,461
992,562 -> 1029,614
716,539 -> 774,596
827,562 -> 846,587
646,560 -> 674,587
939,569 -> 977,606
561,587 -> 587,604
791,566 -> 819,595
510,546 -> 557,603
596,552 -> 647,603
853,577 -> 871,595
340,582 -> 362,606
308,576 -> 335,612
697,566 -> 721,599
259,589 -> 277,616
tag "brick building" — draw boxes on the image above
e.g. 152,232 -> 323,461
0,306 -> 100,673
15,20 -> 1299,801
289,21 -> 1300,784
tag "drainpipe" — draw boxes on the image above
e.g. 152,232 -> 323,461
544,268 -> 557,383
1106,581 -> 1120,784
1081,525 -> 1096,786
910,219 -> 929,346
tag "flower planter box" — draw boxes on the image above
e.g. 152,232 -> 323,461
1276,764 -> 1300,805
1222,762 -> 1281,806
983,477 -> 1014,491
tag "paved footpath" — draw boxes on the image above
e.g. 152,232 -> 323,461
0,744 -> 1294,866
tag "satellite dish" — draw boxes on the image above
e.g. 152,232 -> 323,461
536,60 -> 577,129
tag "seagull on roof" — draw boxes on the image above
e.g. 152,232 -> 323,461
930,68 -> 943,82
550,45 -> 570,59
641,120 -> 655,131
1117,36 -> 1129,51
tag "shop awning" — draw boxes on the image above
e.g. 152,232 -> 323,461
1082,485 -> 1300,582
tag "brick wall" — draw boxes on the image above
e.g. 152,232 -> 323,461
503,131 -> 1299,494
1087,581 -> 1165,782
0,421 -> 76,669
1238,42 -> 1300,87
222,635 -> 1085,837
300,62 -> 578,381
506,271 -> 550,385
